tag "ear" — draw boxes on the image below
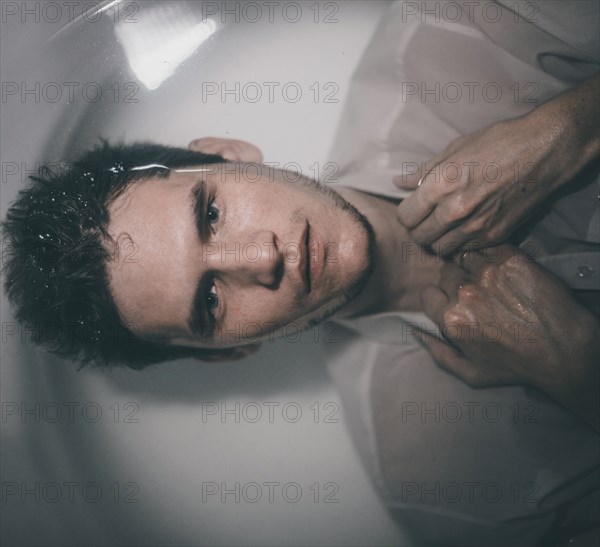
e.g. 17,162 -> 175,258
188,137 -> 263,163
192,343 -> 262,362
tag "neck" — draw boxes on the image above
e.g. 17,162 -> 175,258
333,187 -> 442,319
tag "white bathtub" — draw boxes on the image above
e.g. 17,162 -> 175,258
1,1 -> 410,545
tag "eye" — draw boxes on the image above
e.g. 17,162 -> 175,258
206,281 -> 219,318
207,197 -> 220,225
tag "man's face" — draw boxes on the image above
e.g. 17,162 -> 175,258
106,164 -> 374,348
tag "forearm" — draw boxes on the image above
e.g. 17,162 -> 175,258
529,71 -> 600,191
526,75 -> 600,429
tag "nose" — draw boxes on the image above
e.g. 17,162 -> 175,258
204,230 -> 283,288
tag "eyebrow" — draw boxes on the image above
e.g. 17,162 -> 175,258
187,179 -> 213,340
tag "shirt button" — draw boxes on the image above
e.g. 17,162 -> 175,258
577,264 -> 594,278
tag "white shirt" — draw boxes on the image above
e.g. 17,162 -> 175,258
325,1 -> 600,544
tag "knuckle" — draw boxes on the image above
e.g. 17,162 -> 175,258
464,216 -> 485,234
458,284 -> 479,301
436,205 -> 464,226
501,255 -> 534,284
504,253 -> 528,271
480,263 -> 502,286
454,193 -> 474,214
443,196 -> 472,224
442,308 -> 462,327
497,258 -> 523,280
486,224 -> 505,242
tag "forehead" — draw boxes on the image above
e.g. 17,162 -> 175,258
105,174 -> 197,338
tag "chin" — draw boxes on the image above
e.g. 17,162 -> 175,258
332,221 -> 375,305
310,183 -> 377,316
340,210 -> 373,267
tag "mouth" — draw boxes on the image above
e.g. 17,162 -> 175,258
305,222 -> 312,293
308,222 -> 325,291
299,221 -> 311,294
298,220 -> 324,295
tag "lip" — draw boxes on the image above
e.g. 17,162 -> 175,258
298,222 -> 310,293
308,221 -> 324,291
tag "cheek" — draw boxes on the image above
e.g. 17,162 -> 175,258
228,289 -> 297,331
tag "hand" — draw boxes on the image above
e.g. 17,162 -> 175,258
417,245 -> 600,430
395,73 -> 600,256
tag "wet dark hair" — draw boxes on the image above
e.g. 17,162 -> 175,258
1,140 -> 239,370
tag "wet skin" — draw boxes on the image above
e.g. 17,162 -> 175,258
106,164 -> 376,349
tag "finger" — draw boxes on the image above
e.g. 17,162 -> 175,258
393,157 -> 440,190
479,244 -> 520,265
453,248 -> 489,274
408,208 -> 454,248
393,173 -> 420,191
432,227 -> 476,258
393,146 -> 454,190
419,330 -> 527,387
397,191 -> 437,230
449,248 -> 477,266
415,329 -> 477,382
396,164 -> 448,229
438,260 -> 469,301
398,155 -> 471,235
453,247 -> 513,280
420,285 -> 450,328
